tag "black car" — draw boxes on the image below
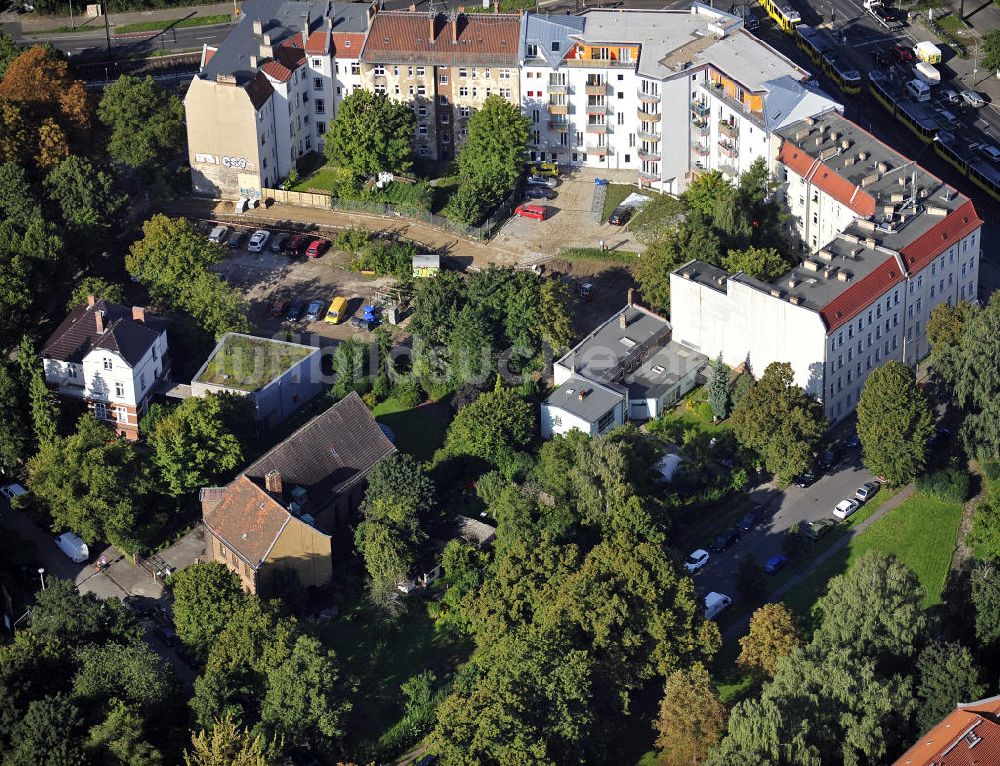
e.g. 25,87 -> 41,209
153,626 -> 180,648
793,469 -> 817,488
227,229 -> 247,249
270,232 -> 291,253
524,186 -> 556,200
285,300 -> 305,322
708,527 -> 741,553
844,431 -> 861,449
816,447 -> 842,470
738,504 -> 768,531
608,205 -> 632,226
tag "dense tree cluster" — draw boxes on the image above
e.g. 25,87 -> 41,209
323,89 -> 415,179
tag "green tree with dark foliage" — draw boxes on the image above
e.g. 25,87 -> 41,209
43,155 -> 125,231
856,361 -> 935,486
6,693 -> 88,766
98,75 -> 185,168
86,699 -> 164,766
323,90 -> 415,177
983,29 -> 1000,73
971,560 -> 1000,647
707,355 -> 731,421
722,246 -> 788,282
730,362 -> 827,482
915,641 -> 985,734
927,300 -> 973,378
67,276 -> 125,310
444,385 -> 535,467
653,662 -> 727,766
27,578 -> 142,646
0,30 -> 19,79
947,294 -> 1000,458
0,361 -> 26,475
170,562 -> 248,663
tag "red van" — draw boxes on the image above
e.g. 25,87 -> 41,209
515,204 -> 548,221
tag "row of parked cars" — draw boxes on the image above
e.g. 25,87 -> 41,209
208,225 -> 331,258
270,295 -> 349,325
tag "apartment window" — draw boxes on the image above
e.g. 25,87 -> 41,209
315,99 -> 325,114
500,88 -> 511,99
459,128 -> 468,139
316,122 -> 326,136
351,63 -> 360,75
115,406 -> 127,423
395,85 -> 400,95
374,84 -> 386,95
440,74 -> 448,84
500,68 -> 511,79
439,95 -> 448,106
442,132 -> 451,144
94,403 -> 108,420
408,66 -> 414,77
374,65 -> 385,75
441,113 -> 450,124
526,44 -> 538,58
531,129 -> 540,143
459,67 -> 468,77
103,357 -> 112,370
409,85 -> 415,96
114,381 -> 124,398
417,85 -> 426,96
484,68 -> 491,78
576,131 -> 583,145
459,106 -> 470,118
418,125 -> 428,135
313,77 -> 322,90
311,58 -> 321,68
930,286 -> 935,298
418,106 -> 427,116
551,41 -> 560,52
139,372 -> 145,389
531,109 -> 539,123
618,112 -> 624,125
459,86 -> 469,97
416,66 -> 425,76
67,364 -> 78,379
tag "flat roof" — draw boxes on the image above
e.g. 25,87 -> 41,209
193,333 -> 317,392
625,341 -> 708,402
543,375 -> 623,422
557,304 -> 669,384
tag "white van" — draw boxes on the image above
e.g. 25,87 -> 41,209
55,532 -> 89,563
704,592 -> 733,620
906,79 -> 931,102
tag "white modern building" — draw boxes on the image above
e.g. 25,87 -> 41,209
40,297 -> 170,440
541,293 -> 707,439
670,112 -> 982,421
519,5 -> 841,192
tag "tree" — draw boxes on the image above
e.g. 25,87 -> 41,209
971,560 -> 1000,647
983,29 -> 1000,73
0,100 -> 31,165
28,358 -> 58,445
323,90 -> 415,177
72,642 -> 177,713
538,278 -> 574,351
147,394 -> 244,497
456,94 -> 530,197
722,246 -> 788,282
949,295 -> 1000,458
683,171 -> 732,217
737,603 -> 802,678
184,712 -> 280,766
444,385 -> 535,467
28,415 -> 145,554
653,662 -> 727,766
35,117 -> 70,169
0,361 -> 26,475
6,693 -> 88,766
0,29 -> 19,79
0,46 -> 90,140
927,301 -> 972,367
44,155 -> 124,231
170,562 -> 248,663
409,270 -> 467,349
362,453 -> 436,519
730,362 -> 827,481
86,700 -> 164,766
915,641 -> 985,734
446,303 -> 495,386
67,276 -> 125,310
443,176 -> 499,227
27,578 -> 140,646
707,356 -> 731,421
856,361 -> 935,486
98,75 -> 185,168
735,554 -> 766,604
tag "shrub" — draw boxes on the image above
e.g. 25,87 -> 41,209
917,467 -> 971,503
362,179 -> 433,211
782,524 -> 811,560
335,226 -> 370,253
982,461 -> 1000,482
350,240 -> 414,281
391,377 -> 423,409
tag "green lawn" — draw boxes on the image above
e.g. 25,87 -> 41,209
627,191 -> 683,235
559,246 -> 639,264
289,162 -> 351,193
601,183 -> 635,223
115,13 -> 230,33
372,397 -> 450,462
196,335 -> 313,392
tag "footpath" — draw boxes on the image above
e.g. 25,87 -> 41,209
722,483 -> 916,642
3,1 -> 234,32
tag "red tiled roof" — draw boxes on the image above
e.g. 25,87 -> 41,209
305,29 -> 329,55
261,59 -> 293,82
778,142 -> 876,217
202,475 -> 291,568
820,200 -> 982,332
893,695 -> 1000,766
331,32 -> 365,58
361,11 -> 520,65
261,37 -> 308,83
202,45 -> 216,68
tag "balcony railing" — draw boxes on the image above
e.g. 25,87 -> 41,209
547,103 -> 569,115
585,83 -> 607,95
547,84 -> 568,94
693,119 -> 709,136
718,140 -> 738,158
690,101 -> 710,117
637,130 -> 660,142
548,119 -> 569,130
585,145 -> 611,156
638,149 -> 660,162
638,109 -> 661,122
586,103 -> 609,115
564,58 -> 634,68
585,123 -> 610,134
719,121 -> 739,138
638,169 -> 660,182
692,142 -> 709,156
720,163 -> 739,176
638,90 -> 660,104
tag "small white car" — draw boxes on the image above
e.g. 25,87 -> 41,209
941,88 -> 960,104
247,229 -> 271,253
704,592 -> 732,620
207,225 -> 229,243
833,498 -> 860,520
684,549 -> 710,573
0,483 -> 27,502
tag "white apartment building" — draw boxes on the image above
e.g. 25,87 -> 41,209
519,5 -> 841,193
40,297 -> 170,440
670,112 -> 982,421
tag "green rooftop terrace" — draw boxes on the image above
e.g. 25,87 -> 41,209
194,334 -> 314,392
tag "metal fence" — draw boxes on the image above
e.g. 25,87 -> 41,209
261,185 -> 520,242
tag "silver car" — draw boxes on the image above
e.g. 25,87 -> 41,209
527,174 -> 558,188
961,89 -> 986,108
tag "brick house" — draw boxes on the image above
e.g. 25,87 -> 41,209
893,694 -> 1000,766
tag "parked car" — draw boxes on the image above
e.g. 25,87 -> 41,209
891,43 -> 914,64
55,532 -> 89,563
793,469 -> 817,488
855,481 -> 880,503
704,592 -> 732,620
270,232 -> 291,253
304,300 -> 325,322
247,229 -> 270,253
270,298 -> 290,318
286,233 -> 311,257
816,447 -> 842,470
325,295 -> 349,324
285,300 -> 305,322
833,498 -> 860,520
526,174 -> 558,188
844,430 -> 861,449
305,238 -> 330,258
738,504 -> 768,531
514,203 -> 548,221
207,225 -> 229,243
764,554 -> 788,575
961,89 -> 986,107
708,527 -> 741,553
979,144 -> 1000,163
524,186 -> 556,200
608,205 -> 632,226
805,518 -> 836,540
527,161 -> 559,177
227,229 -> 247,249
0,483 -> 27,502
684,549 -> 710,573
941,88 -> 961,104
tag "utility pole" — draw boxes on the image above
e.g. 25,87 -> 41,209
68,0 -> 74,30
102,0 -> 111,52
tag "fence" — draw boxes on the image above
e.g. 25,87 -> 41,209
260,185 -> 521,242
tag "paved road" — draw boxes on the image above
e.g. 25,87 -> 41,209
15,21 -> 231,56
686,447 -> 876,603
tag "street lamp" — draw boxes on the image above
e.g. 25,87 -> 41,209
37,568 -> 45,591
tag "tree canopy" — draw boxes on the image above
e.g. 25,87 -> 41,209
170,562 -> 249,663
654,662 -> 727,766
98,75 -> 185,168
323,90 -> 415,178
44,155 -> 125,232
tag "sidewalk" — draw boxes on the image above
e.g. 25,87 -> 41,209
722,483 -> 916,642
7,1 -> 233,32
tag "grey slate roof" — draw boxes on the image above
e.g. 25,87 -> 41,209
519,13 -> 585,67
625,341 -> 708,402
544,375 -> 624,422
41,300 -> 166,368
243,391 -> 397,507
557,305 -> 670,385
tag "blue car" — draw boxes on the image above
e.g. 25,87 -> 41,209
764,555 -> 788,575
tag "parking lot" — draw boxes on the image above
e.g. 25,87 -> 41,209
493,168 -> 647,260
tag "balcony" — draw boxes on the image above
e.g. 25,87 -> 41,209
690,101 -> 710,117
586,145 -> 611,156
547,83 -> 568,94
585,122 -> 610,134
637,109 -> 661,123
638,90 -> 660,104
718,140 -> 738,159
586,103 -> 609,115
692,118 -> 709,136
548,119 -> 569,130
547,103 -> 569,115
638,169 -> 660,183
637,130 -> 660,142
692,142 -> 709,156
720,163 -> 739,176
638,149 -> 660,162
564,58 -> 635,68
719,121 -> 739,139
585,82 -> 607,96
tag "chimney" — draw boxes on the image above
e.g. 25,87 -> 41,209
252,18 -> 262,35
578,389 -> 588,401
132,306 -> 145,324
451,12 -> 458,44
94,310 -> 105,334
627,287 -> 635,307
619,311 -> 628,329
265,470 -> 283,496
428,13 -> 435,43
250,54 -> 258,69
87,294 -> 96,307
